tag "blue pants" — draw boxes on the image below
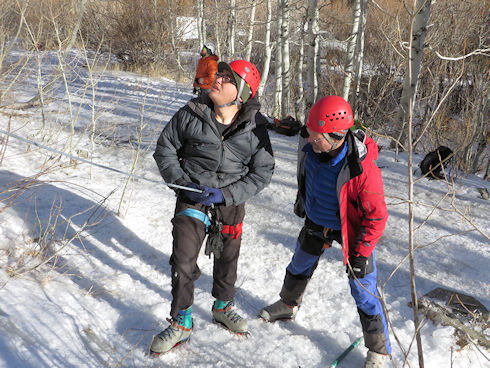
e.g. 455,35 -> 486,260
281,224 -> 392,355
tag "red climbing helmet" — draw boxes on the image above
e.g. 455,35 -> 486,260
306,96 -> 354,135
218,60 -> 260,103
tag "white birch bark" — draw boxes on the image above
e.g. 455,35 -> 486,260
197,0 -> 205,48
352,0 -> 368,112
306,0 -> 319,111
25,0 -> 87,106
245,0 -> 257,60
167,0 -> 184,72
280,0 -> 291,117
257,0 -> 272,97
273,0 -> 283,118
0,1 -> 26,71
214,0 -> 221,57
228,0 -> 236,59
391,0 -> 431,150
295,35 -> 306,124
405,2 -> 431,367
342,0 -> 362,101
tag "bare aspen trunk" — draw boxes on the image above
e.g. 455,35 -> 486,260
228,0 -> 236,59
257,0 -> 272,97
273,0 -> 283,118
167,0 -> 184,72
295,35 -> 306,124
280,0 -> 291,118
214,0 -> 221,57
306,0 -> 319,111
25,0 -> 87,107
352,0 -> 368,113
197,0 -> 205,47
245,0 -> 257,61
0,2 -> 26,71
406,2 -> 429,367
342,0 -> 362,101
391,0 -> 431,150
153,0 -> 158,24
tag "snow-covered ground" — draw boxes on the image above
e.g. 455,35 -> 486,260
0,49 -> 489,368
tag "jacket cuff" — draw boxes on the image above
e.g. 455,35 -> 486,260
355,242 -> 374,258
222,188 -> 233,206
174,177 -> 188,186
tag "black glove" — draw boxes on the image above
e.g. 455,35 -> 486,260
347,254 -> 368,279
193,87 -> 198,95
293,191 -> 306,218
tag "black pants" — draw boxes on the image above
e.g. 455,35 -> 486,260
169,198 -> 245,318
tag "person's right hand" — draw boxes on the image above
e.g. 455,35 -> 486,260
184,183 -> 224,206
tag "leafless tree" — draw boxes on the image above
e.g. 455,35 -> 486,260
391,0 -> 431,152
213,0 -> 222,57
245,0 -> 257,61
196,0 -> 205,48
257,0 -> 272,97
280,0 -> 291,118
294,26 -> 306,124
167,0 -> 184,73
342,0 -> 363,102
273,0 -> 283,117
227,0 -> 236,59
305,0 -> 319,111
23,0 -> 87,108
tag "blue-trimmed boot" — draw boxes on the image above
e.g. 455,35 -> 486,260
150,306 -> 193,356
212,300 -> 248,335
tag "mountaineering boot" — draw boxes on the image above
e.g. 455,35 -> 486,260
150,306 -> 193,356
212,300 -> 248,334
259,299 -> 298,322
363,350 -> 386,368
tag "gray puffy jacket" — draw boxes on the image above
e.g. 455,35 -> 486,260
153,95 -> 275,206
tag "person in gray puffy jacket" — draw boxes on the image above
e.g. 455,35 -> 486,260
150,60 -> 274,355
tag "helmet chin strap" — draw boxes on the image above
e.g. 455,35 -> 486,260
215,100 -> 239,108
322,132 -> 344,150
215,78 -> 246,108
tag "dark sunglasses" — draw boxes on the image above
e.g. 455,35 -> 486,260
215,72 -> 236,85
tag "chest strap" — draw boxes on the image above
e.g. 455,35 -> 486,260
176,209 -> 211,231
221,222 -> 243,239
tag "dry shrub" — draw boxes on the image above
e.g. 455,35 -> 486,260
14,0 -> 83,50
350,0 -> 488,170
81,0 -> 195,73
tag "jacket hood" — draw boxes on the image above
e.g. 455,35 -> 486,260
352,129 -> 378,162
187,93 -> 261,127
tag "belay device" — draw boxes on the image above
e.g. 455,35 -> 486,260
205,205 -> 224,259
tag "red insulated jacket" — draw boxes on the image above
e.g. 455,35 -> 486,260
193,55 -> 219,90
295,129 -> 388,264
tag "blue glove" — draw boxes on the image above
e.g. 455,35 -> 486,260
184,183 -> 224,206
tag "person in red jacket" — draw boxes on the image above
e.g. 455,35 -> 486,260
259,96 -> 391,368
193,41 -> 219,96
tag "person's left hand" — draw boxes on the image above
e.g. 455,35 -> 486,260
185,183 -> 224,206
347,254 -> 368,279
